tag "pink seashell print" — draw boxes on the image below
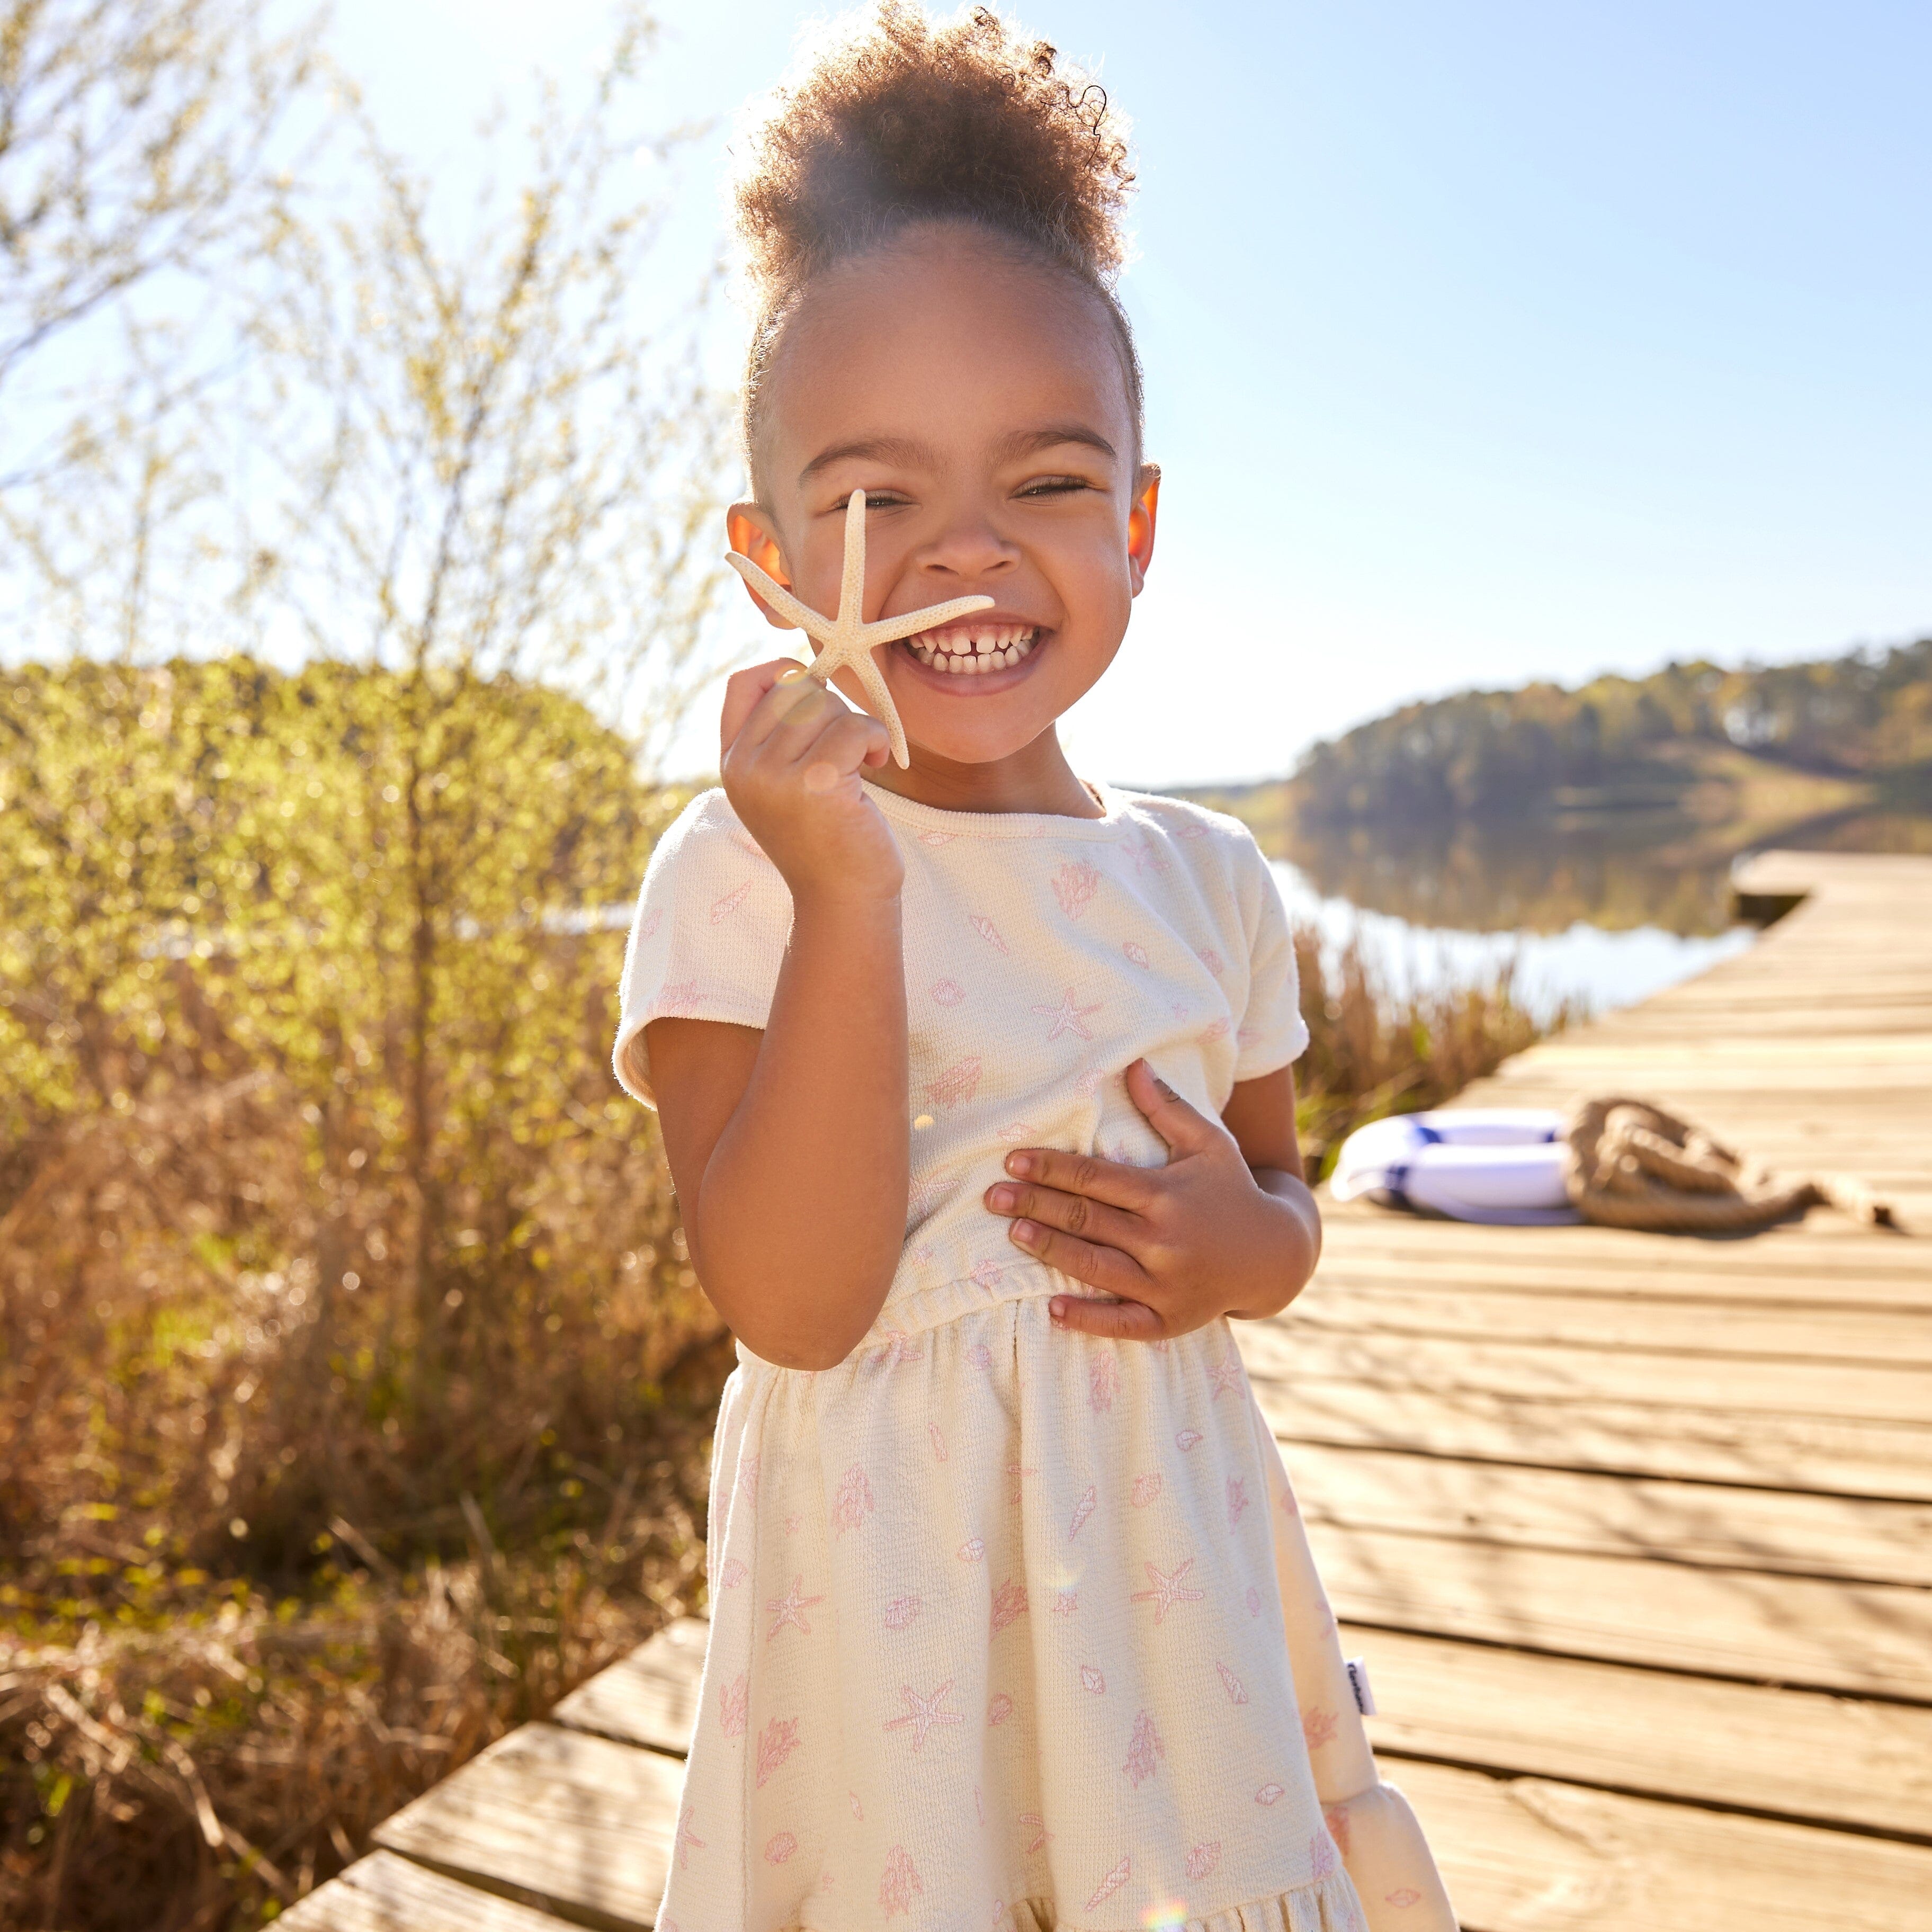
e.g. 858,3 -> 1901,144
710,881 -> 753,923
931,977 -> 965,1006
673,1804 -> 704,1869
849,1791 -> 864,1819
729,828 -> 770,861
1387,1889 -> 1422,1908
719,1672 -> 749,1736
737,1457 -> 761,1508
879,1845 -> 924,1919
987,1692 -> 1015,1726
1215,1661 -> 1249,1705
1122,940 -> 1151,968
883,1595 -> 923,1631
968,1342 -> 994,1371
1246,1585 -> 1262,1617
876,1329 -> 924,1365
1185,1843 -> 1222,1881
1127,835 -> 1170,875
994,1119 -> 1039,1141
1323,1804 -> 1353,1856
1302,1705 -> 1340,1749
639,907 -> 663,941
718,1557 -> 747,1589
764,1832 -> 798,1864
1279,1483 -> 1301,1517
969,1257 -> 1004,1293
783,1513 -> 802,1536
1121,1710 -> 1166,1788
1051,860 -> 1102,919
1079,1663 -> 1107,1695
1237,1023 -> 1262,1046
1084,1856 -> 1132,1912
1310,1829 -> 1337,1880
1068,1484 -> 1097,1542
918,829 -> 956,846
929,1421 -> 949,1461
958,1537 -> 986,1562
831,1464 -> 875,1535
1005,1461 -> 1036,1502
968,914 -> 1009,954
925,1055 -> 983,1108
1088,1352 -> 1117,1414
1019,1813 -> 1050,1853
1255,1782 -> 1286,1806
1227,1476 -> 1250,1525
1130,1472 -> 1162,1508
990,1579 -> 1028,1634
1176,821 -> 1209,839
1175,1428 -> 1204,1452
755,1716 -> 801,1787
1051,1589 -> 1078,1616
1201,1016 -> 1230,1043
1198,945 -> 1225,976
660,978 -> 701,1012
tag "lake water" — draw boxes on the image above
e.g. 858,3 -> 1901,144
1269,860 -> 1756,1022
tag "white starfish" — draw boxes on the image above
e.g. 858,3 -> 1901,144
724,489 -> 995,767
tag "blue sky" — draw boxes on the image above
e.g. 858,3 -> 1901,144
331,0 -> 1932,785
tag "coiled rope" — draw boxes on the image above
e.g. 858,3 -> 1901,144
1563,1096 -> 1895,1233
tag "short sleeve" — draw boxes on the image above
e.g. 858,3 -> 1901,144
612,790 -> 793,1107
1232,835 -> 1311,1081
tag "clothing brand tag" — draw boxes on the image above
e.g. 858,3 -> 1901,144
1344,1656 -> 1377,1716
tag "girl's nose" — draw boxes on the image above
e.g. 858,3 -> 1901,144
914,515 -> 1020,583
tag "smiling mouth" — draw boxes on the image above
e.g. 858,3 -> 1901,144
899,621 -> 1039,675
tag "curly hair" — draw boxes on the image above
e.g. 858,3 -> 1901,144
735,4 -> 1142,479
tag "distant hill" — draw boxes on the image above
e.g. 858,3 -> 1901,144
1182,639 -> 1932,935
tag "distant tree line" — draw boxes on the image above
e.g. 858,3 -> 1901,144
1289,641 -> 1932,826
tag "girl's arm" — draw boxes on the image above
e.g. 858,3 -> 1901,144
639,661 -> 909,1371
982,1058 -> 1322,1339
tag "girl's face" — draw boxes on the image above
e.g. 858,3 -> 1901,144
728,227 -> 1159,774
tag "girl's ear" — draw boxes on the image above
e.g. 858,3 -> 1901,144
727,505 -> 797,628
1127,464 -> 1161,596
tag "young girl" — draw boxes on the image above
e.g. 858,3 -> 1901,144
615,10 -> 1456,1929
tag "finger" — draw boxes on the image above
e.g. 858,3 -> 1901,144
1006,1218 -> 1152,1297
797,710 -> 891,793
1003,1144 -> 1154,1212
1124,1058 -> 1224,1156
1049,1294 -> 1165,1341
721,659 -> 811,755
985,1178 -> 1144,1256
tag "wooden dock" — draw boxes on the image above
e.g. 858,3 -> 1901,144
285,849 -> 1932,1932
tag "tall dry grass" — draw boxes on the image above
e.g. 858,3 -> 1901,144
2,670 -> 1559,1926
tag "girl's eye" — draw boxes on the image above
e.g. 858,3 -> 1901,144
1017,477 -> 1093,498
834,491 -> 908,511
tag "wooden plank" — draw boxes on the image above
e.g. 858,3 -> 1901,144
1284,1442 -> 1932,1585
1310,1251 -> 1932,1311
550,1615 -> 705,1757
1292,1282 -> 1932,1365
1240,1321 -> 1932,1425
1255,1374 -> 1932,1500
1351,1626 -> 1932,1840
278,1851 -> 574,1932
1306,1520 -> 1932,1698
373,1723 -> 679,1932
1393,1757 -> 1932,1932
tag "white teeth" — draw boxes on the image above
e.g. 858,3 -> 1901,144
908,627 -> 1038,674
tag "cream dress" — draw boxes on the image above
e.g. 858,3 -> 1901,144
615,780 -> 1456,1932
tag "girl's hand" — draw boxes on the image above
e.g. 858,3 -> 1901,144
981,1059 -> 1320,1339
720,657 -> 904,905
